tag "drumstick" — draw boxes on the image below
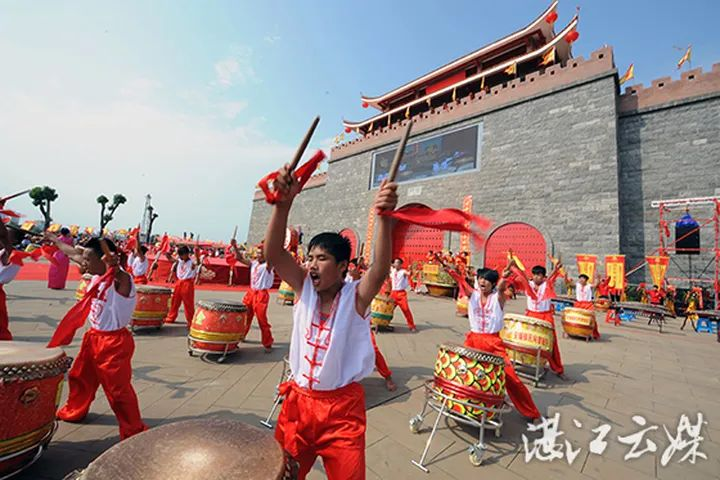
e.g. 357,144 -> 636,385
0,189 -> 31,203
387,120 -> 413,182
289,116 -> 320,172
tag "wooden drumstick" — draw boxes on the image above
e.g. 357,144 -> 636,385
289,116 -> 320,172
0,189 -> 31,203
387,121 -> 413,182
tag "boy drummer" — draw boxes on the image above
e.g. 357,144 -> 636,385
163,245 -> 198,327
264,162 -> 397,479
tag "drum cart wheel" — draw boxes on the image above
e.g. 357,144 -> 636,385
187,336 -> 239,364
261,357 -> 292,429
410,380 -> 510,472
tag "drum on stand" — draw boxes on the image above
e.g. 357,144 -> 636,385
0,342 -> 72,478
455,296 -> 468,317
561,307 -> 596,341
74,274 -> 93,301
131,286 -> 172,332
63,418 -> 289,480
188,300 -> 247,363
594,298 -> 611,312
277,281 -> 295,306
370,296 -> 395,331
500,314 -> 554,368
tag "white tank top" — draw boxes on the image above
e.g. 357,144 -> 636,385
176,259 -> 196,280
250,261 -> 274,290
131,256 -> 148,276
290,275 -> 375,391
468,291 -> 504,334
576,282 -> 593,302
0,254 -> 20,285
87,274 -> 137,331
526,281 -> 552,312
391,268 -> 409,291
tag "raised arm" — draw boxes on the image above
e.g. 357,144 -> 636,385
263,164 -> 305,293
134,231 -> 145,261
445,264 -> 474,298
357,180 -> 398,314
44,232 -> 84,265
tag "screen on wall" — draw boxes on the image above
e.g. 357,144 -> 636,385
370,123 -> 481,189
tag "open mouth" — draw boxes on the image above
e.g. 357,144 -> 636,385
309,271 -> 320,287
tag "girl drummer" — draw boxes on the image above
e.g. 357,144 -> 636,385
441,259 -> 541,420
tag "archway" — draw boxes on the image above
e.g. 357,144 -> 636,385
392,203 -> 444,266
484,222 -> 546,272
339,228 -> 359,258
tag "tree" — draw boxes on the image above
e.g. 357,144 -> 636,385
29,186 -> 58,230
146,206 -> 159,242
98,193 -> 127,231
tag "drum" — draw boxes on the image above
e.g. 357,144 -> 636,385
0,342 -> 72,477
277,281 -> 295,306
500,314 -> 554,368
74,274 -> 93,301
594,298 -> 611,312
131,286 -> 172,330
432,343 -> 506,422
188,300 -> 247,357
65,418 -> 287,480
456,295 -> 468,317
370,296 -> 394,328
562,307 -> 596,339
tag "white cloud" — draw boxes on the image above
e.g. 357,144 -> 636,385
220,100 -> 249,119
213,47 -> 258,87
0,89 -> 293,241
263,34 -> 281,44
119,77 -> 162,100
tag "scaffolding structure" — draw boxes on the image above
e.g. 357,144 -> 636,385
650,196 -> 720,307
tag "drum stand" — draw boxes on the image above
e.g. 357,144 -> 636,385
186,337 -> 239,364
0,421 -> 57,480
409,380 -> 510,471
261,357 -> 292,429
511,347 -> 547,387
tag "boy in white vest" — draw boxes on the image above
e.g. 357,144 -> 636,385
164,245 -> 197,327
264,164 -> 397,480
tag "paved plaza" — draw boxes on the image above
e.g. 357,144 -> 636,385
6,280 -> 720,479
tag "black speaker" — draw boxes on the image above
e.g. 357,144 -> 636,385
675,224 -> 700,255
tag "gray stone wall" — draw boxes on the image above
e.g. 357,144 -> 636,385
249,73 -> 622,274
618,95 -> 720,286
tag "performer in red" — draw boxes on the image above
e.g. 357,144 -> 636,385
238,244 -> 275,351
163,245 -> 197,326
0,221 -> 35,340
442,259 -> 541,420
571,273 -> 601,339
597,276 -> 611,299
45,235 -> 148,439
390,258 -> 417,332
646,285 -> 666,306
513,263 -> 566,378
127,240 -> 149,285
225,239 -> 239,286
264,162 -> 397,480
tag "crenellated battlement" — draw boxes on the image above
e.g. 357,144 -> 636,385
331,46 -> 616,161
619,63 -> 720,113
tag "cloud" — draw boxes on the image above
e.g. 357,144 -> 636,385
119,78 -> 162,100
220,100 -> 249,119
214,47 -> 257,87
263,34 -> 281,44
0,89 -> 293,241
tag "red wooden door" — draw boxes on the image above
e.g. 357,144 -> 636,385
339,228 -> 358,258
484,223 -> 546,272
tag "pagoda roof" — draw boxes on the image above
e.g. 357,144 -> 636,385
344,14 -> 578,132
361,1 -> 560,111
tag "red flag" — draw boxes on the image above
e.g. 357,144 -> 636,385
158,234 -> 170,254
8,249 -> 42,266
379,205 -> 491,250
41,245 -> 60,266
126,227 -> 140,252
0,209 -> 22,218
47,268 -> 115,347
257,150 -> 327,204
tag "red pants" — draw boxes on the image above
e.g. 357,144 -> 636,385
573,301 -> 600,339
242,289 -> 273,348
390,290 -> 415,329
165,279 -> 195,326
464,332 -> 541,419
275,382 -> 366,480
525,310 -> 564,375
0,285 -> 12,340
371,331 -> 392,379
133,275 -> 148,285
57,328 -> 147,440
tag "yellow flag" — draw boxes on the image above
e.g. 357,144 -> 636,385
368,121 -> 373,133
452,87 -> 457,102
405,106 -> 410,119
480,76 -> 485,90
508,250 -> 526,272
504,62 -> 517,76
541,47 -> 556,66
677,46 -> 692,69
619,64 -> 635,85
426,98 -> 431,108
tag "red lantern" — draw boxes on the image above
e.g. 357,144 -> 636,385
344,127 -> 351,133
545,11 -> 558,24
362,101 -> 369,108
564,30 -> 579,43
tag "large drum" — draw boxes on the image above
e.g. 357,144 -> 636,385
65,418 -> 287,480
456,295 -> 468,317
131,286 -> 172,331
277,281 -> 295,306
188,300 -> 247,359
594,298 -> 611,312
562,307 -> 596,340
0,342 -> 72,477
74,274 -> 93,301
500,314 -> 554,368
432,344 -> 506,422
370,296 -> 394,329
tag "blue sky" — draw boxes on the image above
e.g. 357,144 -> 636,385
1,0 -> 718,241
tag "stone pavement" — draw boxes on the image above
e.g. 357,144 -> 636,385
5,280 -> 719,479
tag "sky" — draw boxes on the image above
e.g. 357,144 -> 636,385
1,0 -> 718,242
